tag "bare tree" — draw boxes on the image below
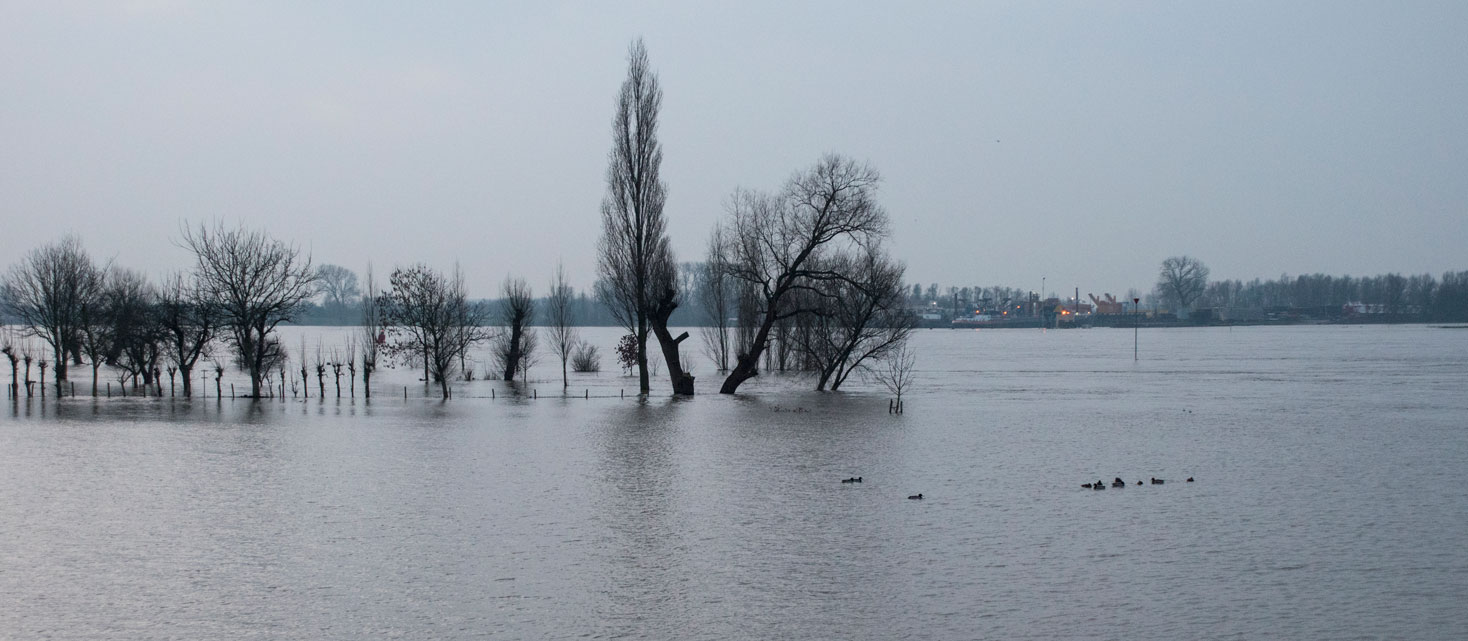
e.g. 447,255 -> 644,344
380,263 -> 488,399
316,264 -> 361,315
698,224 -> 734,372
181,222 -> 317,397
546,263 -> 578,388
796,248 -> 914,391
2,330 -> 20,399
495,276 -> 536,382
1155,255 -> 1210,313
870,341 -> 916,413
359,264 -> 381,399
1,235 -> 105,395
108,269 -> 162,392
155,272 -> 217,397
314,345 -> 326,398
76,264 -> 116,396
330,348 -> 343,398
714,155 -> 890,394
595,38 -> 671,396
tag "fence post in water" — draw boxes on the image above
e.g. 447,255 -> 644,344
534,389 -> 537,399
585,389 -> 588,399
491,389 -> 495,400
107,382 -> 111,398
404,386 -> 407,400
621,389 -> 624,399
230,384 -> 234,399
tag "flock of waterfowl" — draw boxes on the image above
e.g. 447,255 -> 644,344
1082,476 -> 1194,490
839,474 -> 1194,499
841,474 -> 1195,499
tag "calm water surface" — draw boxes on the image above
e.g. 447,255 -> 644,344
3,325 -> 1466,639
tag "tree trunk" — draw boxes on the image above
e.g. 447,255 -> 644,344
503,324 -> 522,381
181,364 -> 194,397
720,312 -> 776,394
650,287 -> 694,395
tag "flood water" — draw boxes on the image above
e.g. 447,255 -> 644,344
3,325 -> 1467,639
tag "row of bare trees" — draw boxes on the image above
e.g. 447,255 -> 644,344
0,227 -> 315,399
2,231 -> 594,403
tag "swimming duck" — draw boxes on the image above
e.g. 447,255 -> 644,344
841,477 -> 862,484
907,493 -> 924,500
1151,477 -> 1165,485
1081,483 -> 1093,489
1186,477 -> 1194,482
1136,480 -> 1143,486
1093,481 -> 1105,490
1111,479 -> 1126,488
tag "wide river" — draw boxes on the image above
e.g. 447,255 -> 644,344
3,324 -> 1466,639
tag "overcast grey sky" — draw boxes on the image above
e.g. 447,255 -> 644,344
3,1 -> 1465,298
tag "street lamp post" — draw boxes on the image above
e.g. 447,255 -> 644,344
1133,297 -> 1141,361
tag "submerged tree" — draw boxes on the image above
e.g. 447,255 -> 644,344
379,263 -> 488,399
494,276 -> 536,382
647,247 -> 695,394
546,263 -> 578,388
796,248 -> 914,391
163,277 -> 219,396
107,269 -> 162,392
360,264 -> 382,399
181,222 -> 317,398
698,224 -> 734,372
712,154 -> 891,394
595,38 -> 672,396
870,341 -> 916,413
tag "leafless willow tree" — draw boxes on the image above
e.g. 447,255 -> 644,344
360,264 -> 381,398
155,272 -> 217,397
380,263 -> 488,399
1155,255 -> 1210,313
546,263 -> 578,388
796,248 -> 914,390
712,155 -> 890,394
595,38 -> 672,396
1,235 -> 106,395
495,276 -> 536,382
181,222 -> 317,397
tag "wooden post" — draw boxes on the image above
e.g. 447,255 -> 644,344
107,382 -> 111,398
534,389 -> 537,399
585,389 -> 589,399
230,383 -> 234,399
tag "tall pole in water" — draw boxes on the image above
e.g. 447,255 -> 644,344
1133,297 -> 1140,360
